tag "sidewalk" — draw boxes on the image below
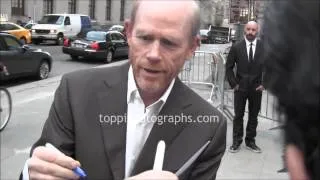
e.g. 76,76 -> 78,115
192,86 -> 289,179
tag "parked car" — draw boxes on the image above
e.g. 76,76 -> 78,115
207,25 -> 231,44
31,14 -> 91,45
199,29 -> 209,44
109,25 -> 124,32
0,21 -> 32,44
62,30 -> 128,63
24,22 -> 37,32
0,33 -> 52,81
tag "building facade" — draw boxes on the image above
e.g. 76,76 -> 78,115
0,0 -> 133,25
0,0 -> 267,28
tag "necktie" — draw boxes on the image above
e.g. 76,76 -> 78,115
249,43 -> 253,62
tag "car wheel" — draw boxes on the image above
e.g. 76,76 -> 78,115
33,40 -> 40,45
56,35 -> 64,45
70,55 -> 78,60
105,51 -> 113,63
37,61 -> 50,80
20,37 -> 26,44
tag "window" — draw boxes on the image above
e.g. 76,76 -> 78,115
80,16 -> 91,29
64,17 -> 70,25
120,0 -> 125,21
0,23 -> 20,31
11,0 -> 24,16
105,0 -> 111,21
43,0 -> 53,14
89,0 -> 96,19
3,36 -> 21,51
39,15 -> 64,25
111,33 -> 125,42
106,34 -> 111,42
68,0 -> 77,14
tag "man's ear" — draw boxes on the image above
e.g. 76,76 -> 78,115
187,35 -> 200,59
124,19 -> 133,39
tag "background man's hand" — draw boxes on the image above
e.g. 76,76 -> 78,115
256,85 -> 265,91
234,84 -> 239,91
127,170 -> 178,180
28,146 -> 80,180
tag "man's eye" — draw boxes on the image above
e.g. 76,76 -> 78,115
138,35 -> 152,41
161,39 -> 176,47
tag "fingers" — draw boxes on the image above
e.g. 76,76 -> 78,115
286,145 -> 310,180
28,146 -> 80,180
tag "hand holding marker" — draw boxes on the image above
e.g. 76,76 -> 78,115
45,143 -> 87,178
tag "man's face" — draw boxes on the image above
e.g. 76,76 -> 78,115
126,1 -> 198,96
244,23 -> 258,41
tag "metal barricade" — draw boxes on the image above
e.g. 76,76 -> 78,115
179,49 -> 281,124
178,51 -> 218,102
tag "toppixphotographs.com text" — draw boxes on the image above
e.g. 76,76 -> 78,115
99,113 -> 220,125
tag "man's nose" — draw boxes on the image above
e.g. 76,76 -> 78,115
147,41 -> 161,63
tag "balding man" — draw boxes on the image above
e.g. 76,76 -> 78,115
20,0 -> 227,179
226,21 -> 265,153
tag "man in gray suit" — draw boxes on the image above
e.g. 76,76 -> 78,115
21,0 -> 227,179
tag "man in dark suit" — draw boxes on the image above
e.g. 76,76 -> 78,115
20,1 -> 227,179
226,21 -> 265,153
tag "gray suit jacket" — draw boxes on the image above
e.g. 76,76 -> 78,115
26,62 -> 227,180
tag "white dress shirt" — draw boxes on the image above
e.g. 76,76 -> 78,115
125,65 -> 175,177
245,37 -> 257,61
22,65 -> 176,179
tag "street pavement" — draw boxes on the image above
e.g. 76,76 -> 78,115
1,43 -> 289,179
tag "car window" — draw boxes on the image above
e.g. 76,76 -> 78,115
117,33 -> 126,42
0,40 -> 5,50
0,24 -> 5,31
2,36 -> 21,50
7,24 -> 20,30
81,16 -> 91,29
39,15 -> 64,25
111,33 -> 125,41
106,34 -> 111,42
24,24 -> 33,29
113,33 -> 125,42
0,24 -> 19,31
86,31 -> 106,41
64,17 -> 71,25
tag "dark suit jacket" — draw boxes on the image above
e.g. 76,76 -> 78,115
23,62 -> 227,180
226,39 -> 265,91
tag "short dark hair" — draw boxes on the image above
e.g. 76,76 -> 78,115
261,0 -> 319,178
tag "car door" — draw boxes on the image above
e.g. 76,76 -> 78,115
111,33 -> 127,57
0,36 -> 35,75
118,33 -> 128,57
63,16 -> 72,37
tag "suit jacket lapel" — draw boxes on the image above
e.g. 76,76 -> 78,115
98,62 -> 130,180
253,40 -> 261,62
241,40 -> 249,63
130,79 -> 191,176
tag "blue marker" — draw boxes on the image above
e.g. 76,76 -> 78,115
45,143 -> 87,178
73,166 -> 87,178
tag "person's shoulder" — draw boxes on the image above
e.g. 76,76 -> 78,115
61,62 -> 129,86
231,39 -> 244,49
